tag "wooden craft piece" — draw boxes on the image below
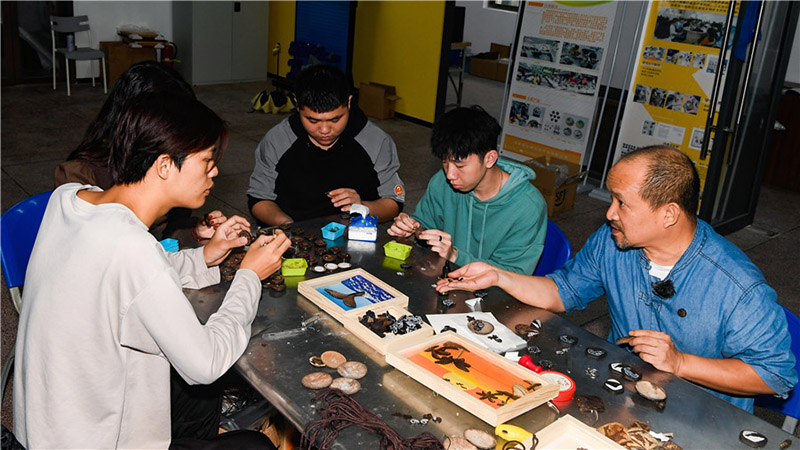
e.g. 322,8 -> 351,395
385,332 -> 558,426
527,415 -> 625,449
298,268 -> 408,321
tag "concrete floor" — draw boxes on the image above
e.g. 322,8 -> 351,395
2,74 -> 799,433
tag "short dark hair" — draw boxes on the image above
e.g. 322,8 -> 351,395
621,145 -> 699,221
69,61 -> 195,165
431,106 -> 501,160
109,94 -> 228,185
294,65 -> 350,113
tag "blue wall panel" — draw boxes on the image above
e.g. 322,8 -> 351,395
295,1 -> 352,73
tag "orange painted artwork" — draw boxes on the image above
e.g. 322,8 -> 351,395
405,342 -> 541,408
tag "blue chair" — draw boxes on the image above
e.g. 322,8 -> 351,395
1,191 -> 53,313
755,305 -> 800,433
533,220 -> 572,276
1,191 -> 52,402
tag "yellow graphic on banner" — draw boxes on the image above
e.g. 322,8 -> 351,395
614,0 -> 739,194
504,135 -> 582,164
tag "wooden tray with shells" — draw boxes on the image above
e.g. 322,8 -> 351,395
341,304 -> 434,355
385,331 -> 559,426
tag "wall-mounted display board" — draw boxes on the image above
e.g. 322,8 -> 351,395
499,1 -> 618,166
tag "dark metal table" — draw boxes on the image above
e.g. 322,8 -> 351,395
186,215 -> 794,449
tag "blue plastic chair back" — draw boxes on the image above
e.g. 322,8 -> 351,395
755,306 -> 800,419
533,220 -> 572,276
1,191 -> 53,289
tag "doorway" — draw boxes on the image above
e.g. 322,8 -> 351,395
2,1 -> 73,85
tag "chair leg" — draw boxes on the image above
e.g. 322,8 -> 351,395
66,59 -> 71,97
10,288 -> 22,314
52,53 -> 57,90
1,348 -> 14,404
101,57 -> 107,94
782,416 -> 798,435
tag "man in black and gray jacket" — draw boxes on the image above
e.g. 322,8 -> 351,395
247,65 -> 405,226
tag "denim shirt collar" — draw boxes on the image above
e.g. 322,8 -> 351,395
636,220 -> 707,277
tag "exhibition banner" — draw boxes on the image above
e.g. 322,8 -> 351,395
499,1 -> 618,165
612,0 -> 736,191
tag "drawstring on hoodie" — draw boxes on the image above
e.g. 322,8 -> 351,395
464,195 -> 490,259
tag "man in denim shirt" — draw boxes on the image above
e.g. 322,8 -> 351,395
438,146 -> 796,412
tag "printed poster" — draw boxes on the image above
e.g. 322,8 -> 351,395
612,0 -> 737,193
500,1 -> 619,165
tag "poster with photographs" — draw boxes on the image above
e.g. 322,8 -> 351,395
499,1 -> 618,165
613,0 -> 738,195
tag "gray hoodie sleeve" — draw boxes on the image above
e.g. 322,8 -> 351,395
246,119 -> 296,201
354,121 -> 405,204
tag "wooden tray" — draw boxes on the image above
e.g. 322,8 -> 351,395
527,415 -> 625,449
341,304 -> 434,355
385,331 -> 559,426
297,269 -> 408,322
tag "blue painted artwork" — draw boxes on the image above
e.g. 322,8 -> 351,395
316,275 -> 393,311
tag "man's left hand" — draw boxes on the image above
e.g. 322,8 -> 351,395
628,329 -> 686,375
203,216 -> 252,266
419,229 -> 457,262
328,188 -> 361,211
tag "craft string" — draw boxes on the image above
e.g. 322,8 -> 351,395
300,388 -> 444,450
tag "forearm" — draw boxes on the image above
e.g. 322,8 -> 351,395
676,354 -> 774,396
251,200 -> 293,226
496,271 -> 565,312
363,198 -> 400,223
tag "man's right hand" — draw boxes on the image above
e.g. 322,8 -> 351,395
435,262 -> 500,292
387,212 -> 419,237
240,231 -> 291,279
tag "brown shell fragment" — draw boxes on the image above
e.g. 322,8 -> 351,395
575,394 -> 605,412
238,230 -> 253,246
635,380 -> 667,401
308,355 -> 326,367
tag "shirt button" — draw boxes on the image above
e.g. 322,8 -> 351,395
677,308 -> 687,317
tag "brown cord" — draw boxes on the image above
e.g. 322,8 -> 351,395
300,389 -> 444,450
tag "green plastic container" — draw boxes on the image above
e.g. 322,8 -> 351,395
383,241 -> 412,260
281,258 -> 308,276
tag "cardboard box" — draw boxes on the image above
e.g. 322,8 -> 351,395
359,82 -> 400,119
490,42 -> 511,58
523,156 -> 581,216
470,43 -> 510,82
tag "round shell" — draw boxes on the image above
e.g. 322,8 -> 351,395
330,377 -> 361,395
301,372 -> 332,390
320,350 -> 346,368
464,429 -> 496,449
337,361 -> 368,379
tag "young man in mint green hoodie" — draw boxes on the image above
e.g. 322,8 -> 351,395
388,106 -> 547,274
